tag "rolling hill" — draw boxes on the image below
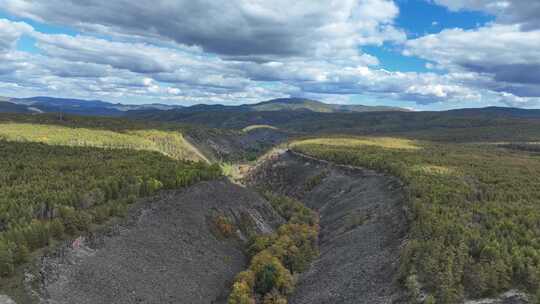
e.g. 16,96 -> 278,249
1,96 -> 408,117
250,98 -> 407,113
128,106 -> 540,142
1,107 -> 540,304
5,95 -> 540,143
0,100 -> 39,114
5,96 -> 184,116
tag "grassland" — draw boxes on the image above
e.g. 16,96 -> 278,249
0,122 -> 206,162
292,137 -> 540,303
295,137 -> 420,150
242,125 -> 279,132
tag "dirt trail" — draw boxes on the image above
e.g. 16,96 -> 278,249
248,150 -> 408,304
33,180 -> 283,304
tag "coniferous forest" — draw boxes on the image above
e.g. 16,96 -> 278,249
0,137 -> 220,277
1,110 -> 540,303
1,1 -> 539,302
292,138 -> 540,303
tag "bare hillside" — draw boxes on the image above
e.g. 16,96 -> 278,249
248,151 -> 408,304
32,180 -> 283,304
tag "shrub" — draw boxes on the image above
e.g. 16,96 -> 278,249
248,235 -> 276,258
228,271 -> 256,304
228,280 -> 255,304
0,241 -> 14,276
92,205 -> 111,224
109,201 -> 128,218
425,295 -> 436,304
263,290 -> 288,304
214,215 -> 235,238
406,274 -> 421,303
23,220 -> 51,250
13,244 -> 29,264
140,177 -> 164,196
235,270 -> 256,289
49,219 -> 65,239
251,251 -> 294,296
255,264 -> 279,295
229,193 -> 317,303
304,171 -> 327,191
59,207 -> 92,235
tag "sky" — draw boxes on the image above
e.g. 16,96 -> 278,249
0,0 -> 539,110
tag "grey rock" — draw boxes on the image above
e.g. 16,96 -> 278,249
466,290 -> 529,304
0,295 -> 16,304
248,151 -> 407,304
35,179 -> 283,304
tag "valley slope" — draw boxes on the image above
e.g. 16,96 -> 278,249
0,107 -> 539,304
248,151 -> 407,303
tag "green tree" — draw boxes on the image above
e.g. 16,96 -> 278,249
255,264 -> 279,295
0,241 -> 14,276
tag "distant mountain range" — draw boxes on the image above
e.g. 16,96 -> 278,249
446,106 -> 540,119
2,96 -> 540,126
0,96 -> 408,116
0,100 -> 40,114
3,96 -> 184,116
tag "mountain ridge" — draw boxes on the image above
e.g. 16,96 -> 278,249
251,97 -> 408,113
1,96 -> 409,116
3,96 -> 540,123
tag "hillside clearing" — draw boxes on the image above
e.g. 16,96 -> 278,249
0,122 -> 205,162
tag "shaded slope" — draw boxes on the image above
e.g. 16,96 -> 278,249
185,126 -> 289,162
248,151 -> 407,304
9,96 -> 184,116
34,180 -> 284,304
0,101 -> 36,114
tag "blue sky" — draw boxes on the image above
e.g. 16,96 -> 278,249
0,0 -> 538,109
395,0 -> 494,36
364,0 -> 494,74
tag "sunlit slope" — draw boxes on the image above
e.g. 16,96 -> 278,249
0,122 -> 207,162
294,137 -> 419,150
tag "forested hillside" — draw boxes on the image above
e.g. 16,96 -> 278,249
249,98 -> 406,113
0,102 -> 36,114
292,138 -> 540,303
2,110 -> 540,303
128,108 -> 540,143
0,113 -> 288,162
0,114 -> 208,162
0,141 -> 220,277
1,96 -> 405,117
0,113 -> 224,281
